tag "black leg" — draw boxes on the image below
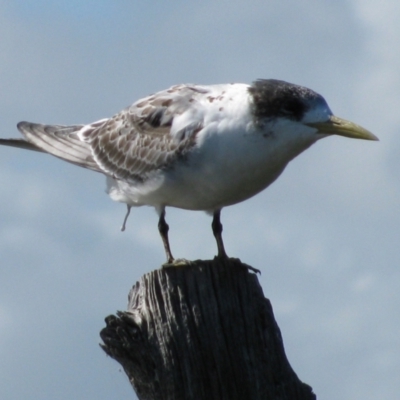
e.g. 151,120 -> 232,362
158,209 -> 174,263
120,205 -> 131,232
212,209 -> 228,259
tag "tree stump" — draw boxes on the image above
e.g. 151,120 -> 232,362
100,258 -> 316,400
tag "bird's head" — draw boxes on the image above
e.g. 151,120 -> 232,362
249,79 -> 378,142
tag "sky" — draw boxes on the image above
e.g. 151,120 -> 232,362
0,1 -> 399,399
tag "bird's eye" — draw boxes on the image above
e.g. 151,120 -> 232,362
282,98 -> 305,120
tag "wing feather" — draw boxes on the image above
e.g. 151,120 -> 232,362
81,85 -> 206,181
0,138 -> 45,153
16,121 -> 102,172
1,84 -> 207,181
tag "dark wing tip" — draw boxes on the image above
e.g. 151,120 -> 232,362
0,137 -> 43,152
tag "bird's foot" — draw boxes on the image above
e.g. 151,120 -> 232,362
214,256 -> 261,274
239,262 -> 261,275
162,258 -> 193,269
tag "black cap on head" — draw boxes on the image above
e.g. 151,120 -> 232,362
248,79 -> 325,122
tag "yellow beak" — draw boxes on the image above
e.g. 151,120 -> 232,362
306,115 -> 379,141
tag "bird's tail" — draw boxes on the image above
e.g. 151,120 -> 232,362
0,121 -> 102,173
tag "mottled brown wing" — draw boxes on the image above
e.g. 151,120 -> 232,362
81,85 -> 206,182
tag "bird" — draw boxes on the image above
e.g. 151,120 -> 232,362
0,79 -> 378,264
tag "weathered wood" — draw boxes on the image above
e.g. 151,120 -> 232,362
100,258 -> 316,400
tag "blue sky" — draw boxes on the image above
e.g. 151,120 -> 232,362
0,1 -> 399,399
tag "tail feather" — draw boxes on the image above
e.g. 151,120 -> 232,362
8,121 -> 102,173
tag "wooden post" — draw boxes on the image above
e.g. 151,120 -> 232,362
100,258 -> 316,400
